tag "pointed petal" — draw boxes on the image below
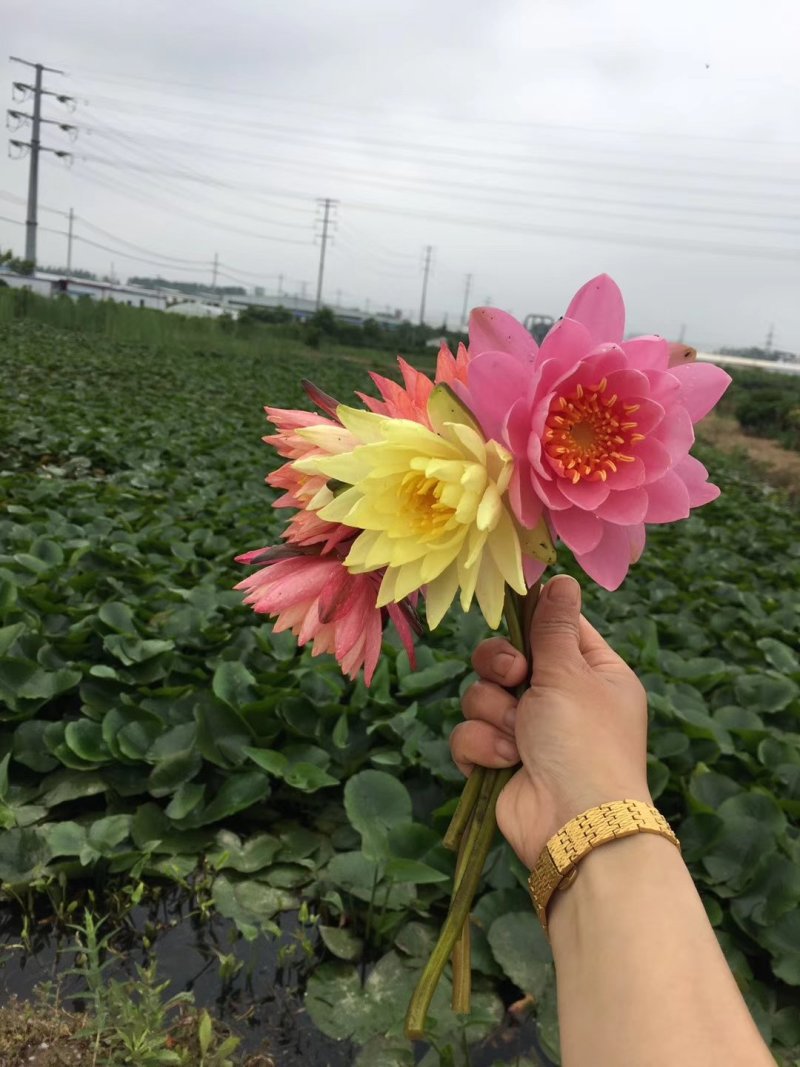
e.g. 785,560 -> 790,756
558,476 -> 611,510
564,275 -> 625,346
651,404 -> 694,463
673,454 -> 721,508
595,486 -> 649,525
644,470 -> 691,523
425,563 -> 460,629
621,336 -> 669,372
575,521 -> 632,590
468,307 -> 538,362
453,351 -> 531,444
671,362 -> 732,423
552,507 -> 604,554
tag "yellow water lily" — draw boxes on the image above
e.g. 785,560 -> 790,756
293,402 -> 525,629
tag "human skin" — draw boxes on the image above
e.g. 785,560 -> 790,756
450,575 -> 773,1067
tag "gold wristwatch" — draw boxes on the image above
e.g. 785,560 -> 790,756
528,799 -> 681,933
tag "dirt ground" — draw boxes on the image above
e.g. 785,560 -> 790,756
697,414 -> 800,501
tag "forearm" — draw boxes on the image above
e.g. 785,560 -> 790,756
548,834 -> 773,1067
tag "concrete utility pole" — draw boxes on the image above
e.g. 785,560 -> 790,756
8,57 -> 75,268
315,197 -> 337,309
460,272 -> 473,331
765,324 -> 774,352
419,244 -> 433,326
66,207 -> 74,275
211,251 -> 219,294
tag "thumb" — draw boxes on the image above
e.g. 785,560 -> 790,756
530,576 -> 583,680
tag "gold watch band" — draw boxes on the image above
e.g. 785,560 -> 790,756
528,799 -> 681,933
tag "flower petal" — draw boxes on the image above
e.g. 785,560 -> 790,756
621,336 -> 669,372
454,351 -> 532,443
633,437 -> 672,484
673,454 -> 721,508
563,274 -> 625,346
575,521 -> 632,591
468,307 -> 538,363
558,476 -> 611,510
671,362 -> 732,423
552,507 -> 604,554
644,470 -> 691,523
651,404 -> 694,463
596,486 -> 648,524
535,318 -> 593,394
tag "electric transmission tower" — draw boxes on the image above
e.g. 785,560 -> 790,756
315,198 -> 337,309
7,57 -> 76,267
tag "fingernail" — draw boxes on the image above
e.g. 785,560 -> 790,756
503,707 -> 516,732
495,737 -> 517,762
546,576 -> 580,605
493,652 -> 515,677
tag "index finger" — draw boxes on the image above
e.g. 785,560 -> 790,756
471,637 -> 528,688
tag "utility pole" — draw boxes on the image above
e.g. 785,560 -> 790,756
211,251 -> 219,295
419,244 -> 433,326
315,197 -> 337,309
8,58 -> 75,268
765,323 -> 774,352
460,273 -> 472,331
66,207 -> 74,275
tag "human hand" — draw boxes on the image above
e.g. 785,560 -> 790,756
450,575 -> 653,871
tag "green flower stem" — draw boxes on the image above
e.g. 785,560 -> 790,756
405,766 -> 513,1039
450,827 -> 473,1015
405,582 -> 541,1038
449,768 -> 495,1013
443,764 -> 487,852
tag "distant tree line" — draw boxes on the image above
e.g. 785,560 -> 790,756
0,248 -> 34,276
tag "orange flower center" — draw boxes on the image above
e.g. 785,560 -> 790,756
544,378 -> 646,484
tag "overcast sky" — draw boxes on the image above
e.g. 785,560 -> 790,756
3,0 -> 800,350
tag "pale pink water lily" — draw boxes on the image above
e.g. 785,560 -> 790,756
235,544 -> 417,685
456,275 -> 731,590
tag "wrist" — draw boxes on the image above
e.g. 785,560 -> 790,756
547,829 -> 684,943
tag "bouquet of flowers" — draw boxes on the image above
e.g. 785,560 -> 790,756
236,274 -> 730,1037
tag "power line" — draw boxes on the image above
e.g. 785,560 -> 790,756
71,69 -> 800,152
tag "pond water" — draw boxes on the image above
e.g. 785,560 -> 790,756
0,891 -> 553,1066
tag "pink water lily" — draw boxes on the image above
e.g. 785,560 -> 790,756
456,275 -> 731,590
235,544 -> 417,685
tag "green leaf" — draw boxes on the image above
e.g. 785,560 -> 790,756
318,924 -> 364,961
198,1011 -> 213,1056
243,747 -> 288,777
332,712 -> 349,748
98,601 -> 137,634
397,659 -> 465,696
756,637 -> 799,674
344,770 -> 412,860
211,874 -> 293,940
488,911 -> 553,997
0,623 -> 25,657
46,821 -> 88,857
64,720 -> 112,763
193,771 -> 269,826
164,782 -> 205,820
209,831 -> 281,874
212,660 -> 258,709
0,827 -> 51,883
734,672 -> 799,713
283,762 -> 338,792
384,857 -> 449,884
